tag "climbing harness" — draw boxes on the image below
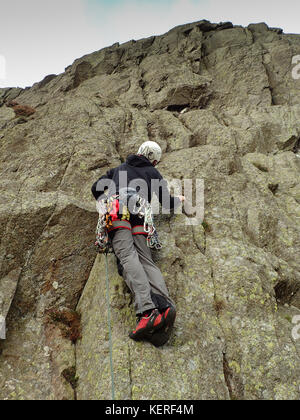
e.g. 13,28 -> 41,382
105,252 -> 115,400
95,190 -> 162,252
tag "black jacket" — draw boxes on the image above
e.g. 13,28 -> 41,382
91,155 -> 180,210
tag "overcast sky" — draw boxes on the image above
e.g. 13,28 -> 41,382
1,0 -> 300,88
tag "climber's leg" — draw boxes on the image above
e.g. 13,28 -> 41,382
111,228 -> 155,315
131,233 -> 177,346
132,234 -> 175,310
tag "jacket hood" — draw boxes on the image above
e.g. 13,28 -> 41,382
126,154 -> 153,168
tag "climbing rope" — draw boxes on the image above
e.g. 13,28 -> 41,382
105,252 -> 115,400
95,206 -> 115,399
95,191 -> 162,400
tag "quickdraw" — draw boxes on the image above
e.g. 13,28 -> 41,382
95,199 -> 114,254
133,196 -> 163,250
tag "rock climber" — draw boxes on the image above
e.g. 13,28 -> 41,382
91,141 -> 185,346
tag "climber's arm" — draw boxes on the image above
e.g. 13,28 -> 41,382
91,168 -> 115,201
153,169 -> 182,211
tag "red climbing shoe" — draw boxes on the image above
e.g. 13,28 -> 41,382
149,306 -> 177,348
129,309 -> 164,341
162,306 -> 176,331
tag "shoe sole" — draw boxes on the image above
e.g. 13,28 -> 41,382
163,306 -> 176,332
149,329 -> 170,347
149,307 -> 177,347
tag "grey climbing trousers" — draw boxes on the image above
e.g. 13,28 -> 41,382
112,228 -> 174,315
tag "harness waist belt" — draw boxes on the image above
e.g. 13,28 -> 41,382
110,221 -> 147,235
132,225 -> 147,235
111,220 -> 132,230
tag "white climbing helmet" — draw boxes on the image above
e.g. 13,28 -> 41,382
137,141 -> 162,165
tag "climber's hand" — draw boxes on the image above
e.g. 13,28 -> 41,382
177,195 -> 186,203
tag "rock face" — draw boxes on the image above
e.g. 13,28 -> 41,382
0,20 -> 300,400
